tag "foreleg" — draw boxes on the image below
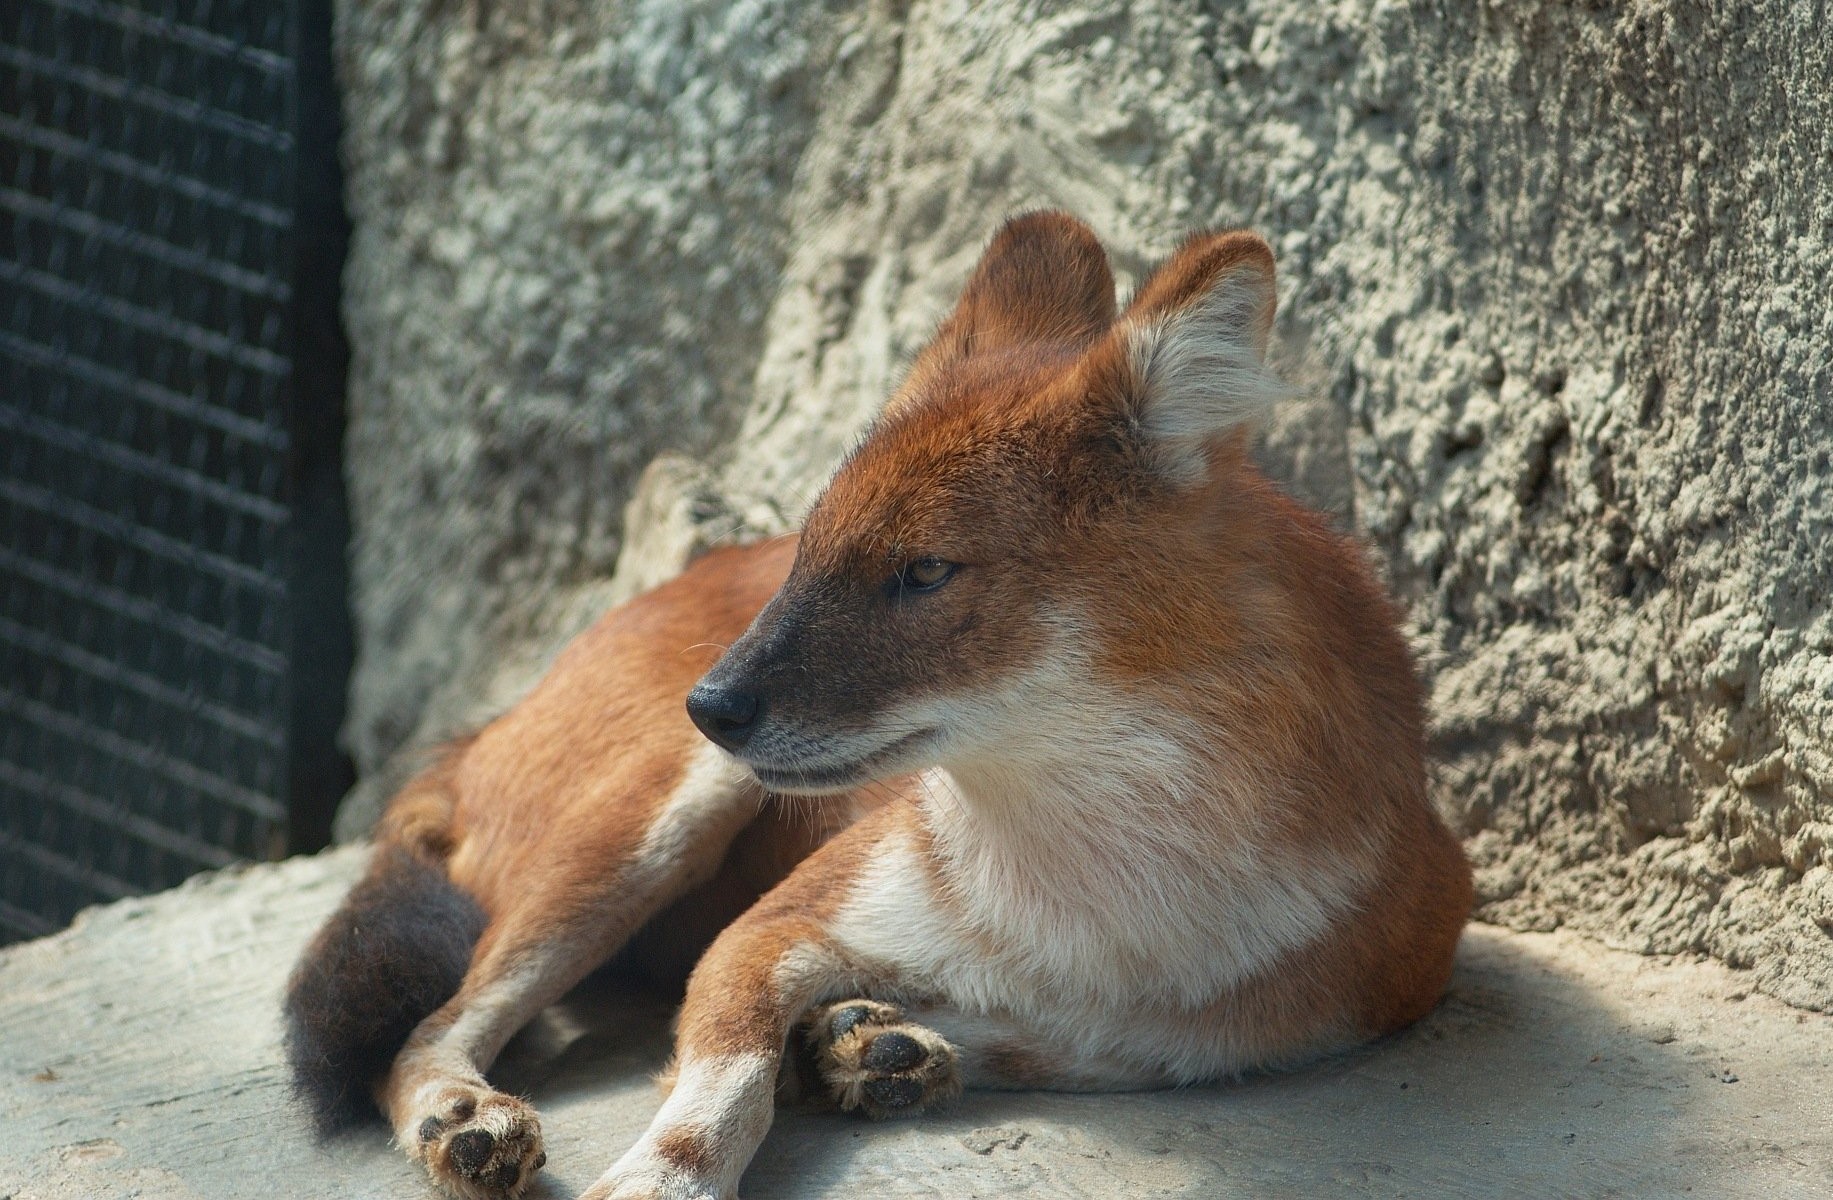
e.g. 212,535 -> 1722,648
385,746 -> 761,1199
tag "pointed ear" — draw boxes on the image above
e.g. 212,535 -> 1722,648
920,211 -> 1117,365
1093,230 -> 1284,486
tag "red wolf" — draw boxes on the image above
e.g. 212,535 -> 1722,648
285,212 -> 1472,1200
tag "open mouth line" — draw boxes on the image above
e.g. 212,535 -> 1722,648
744,727 -> 936,792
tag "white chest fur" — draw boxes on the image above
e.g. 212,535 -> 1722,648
829,756 -> 1367,1069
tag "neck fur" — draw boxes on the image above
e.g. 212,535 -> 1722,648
915,701 -> 1367,1005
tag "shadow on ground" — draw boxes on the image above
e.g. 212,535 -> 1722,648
2,849 -> 1828,1199
505,927 -> 1722,1199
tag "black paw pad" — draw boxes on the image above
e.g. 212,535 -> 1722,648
448,1128 -> 496,1176
829,1004 -> 875,1040
862,1031 -> 926,1073
418,1116 -> 446,1145
483,1159 -> 523,1190
863,1076 -> 926,1109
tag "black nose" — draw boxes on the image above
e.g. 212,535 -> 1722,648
686,684 -> 760,750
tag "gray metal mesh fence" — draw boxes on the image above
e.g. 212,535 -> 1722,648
0,0 -> 349,942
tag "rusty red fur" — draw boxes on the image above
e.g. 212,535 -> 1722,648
286,212 -> 1472,1200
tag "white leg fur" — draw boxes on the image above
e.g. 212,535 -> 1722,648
582,1054 -> 778,1200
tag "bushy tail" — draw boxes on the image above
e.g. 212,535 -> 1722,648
283,843 -> 486,1136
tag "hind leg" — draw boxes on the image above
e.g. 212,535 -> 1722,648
384,744 -> 766,1199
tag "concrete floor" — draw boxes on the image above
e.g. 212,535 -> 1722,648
2,845 -> 1829,1200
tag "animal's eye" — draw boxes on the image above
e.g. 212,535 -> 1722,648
899,557 -> 957,592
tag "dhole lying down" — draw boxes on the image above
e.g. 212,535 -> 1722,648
286,213 -> 1472,1200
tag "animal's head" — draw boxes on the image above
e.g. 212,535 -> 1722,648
688,212 -> 1285,793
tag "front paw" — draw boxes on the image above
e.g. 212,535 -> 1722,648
410,1086 -> 545,1200
803,999 -> 961,1119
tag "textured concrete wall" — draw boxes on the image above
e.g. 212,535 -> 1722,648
332,0 -> 1833,1008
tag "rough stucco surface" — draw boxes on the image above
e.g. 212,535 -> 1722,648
332,0 -> 1833,1008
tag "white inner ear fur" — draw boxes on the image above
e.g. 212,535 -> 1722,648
1123,270 -> 1287,486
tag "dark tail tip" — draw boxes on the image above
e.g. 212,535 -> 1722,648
283,845 -> 486,1137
